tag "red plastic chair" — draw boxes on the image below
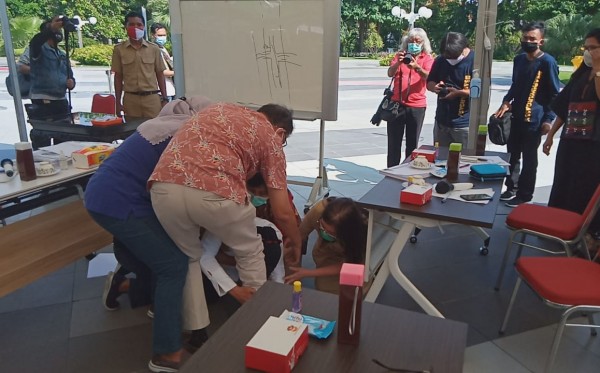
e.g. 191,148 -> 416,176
495,184 -> 600,290
91,94 -> 116,115
499,256 -> 600,373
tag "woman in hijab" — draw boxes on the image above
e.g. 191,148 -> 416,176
84,97 -> 212,372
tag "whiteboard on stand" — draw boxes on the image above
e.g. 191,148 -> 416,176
170,0 -> 340,120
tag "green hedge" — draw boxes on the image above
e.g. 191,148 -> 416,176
379,53 -> 393,67
72,44 -> 113,66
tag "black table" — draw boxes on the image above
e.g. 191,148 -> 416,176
28,116 -> 148,149
357,150 -> 507,317
180,282 -> 468,373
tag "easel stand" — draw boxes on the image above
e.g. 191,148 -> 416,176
288,118 -> 330,213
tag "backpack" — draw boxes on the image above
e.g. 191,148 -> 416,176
488,112 -> 511,145
469,163 -> 507,182
5,71 -> 31,98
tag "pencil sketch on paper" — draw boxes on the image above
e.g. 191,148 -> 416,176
252,2 -> 300,102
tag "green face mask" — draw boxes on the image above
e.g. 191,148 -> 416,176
319,228 -> 337,242
250,195 -> 268,207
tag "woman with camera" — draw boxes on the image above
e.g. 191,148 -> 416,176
385,28 -> 434,167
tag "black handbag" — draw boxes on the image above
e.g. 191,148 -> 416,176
5,71 -> 31,98
488,112 -> 511,145
370,77 -> 401,126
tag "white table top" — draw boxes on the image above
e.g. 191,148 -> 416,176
0,166 -> 96,203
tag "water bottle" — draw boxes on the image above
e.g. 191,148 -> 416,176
446,143 -> 462,182
338,263 -> 364,346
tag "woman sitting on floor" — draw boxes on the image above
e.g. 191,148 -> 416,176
284,197 -> 367,294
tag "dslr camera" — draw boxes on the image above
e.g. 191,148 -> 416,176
402,53 -> 413,65
438,83 -> 456,98
61,16 -> 79,32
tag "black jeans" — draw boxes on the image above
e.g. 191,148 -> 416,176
505,119 -> 541,201
386,105 -> 426,167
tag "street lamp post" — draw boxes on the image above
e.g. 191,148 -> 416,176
391,0 -> 433,30
73,16 -> 98,48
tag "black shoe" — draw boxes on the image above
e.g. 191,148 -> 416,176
102,271 -> 124,311
500,191 -> 515,201
506,197 -> 528,208
185,328 -> 209,353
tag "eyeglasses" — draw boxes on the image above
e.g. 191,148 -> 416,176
318,219 -> 336,239
582,45 -> 600,52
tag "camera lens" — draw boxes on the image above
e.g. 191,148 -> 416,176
402,53 -> 413,64
439,87 -> 449,98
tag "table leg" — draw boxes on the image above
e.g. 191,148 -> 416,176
365,220 -> 444,318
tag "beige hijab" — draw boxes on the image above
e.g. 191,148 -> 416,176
136,96 -> 212,145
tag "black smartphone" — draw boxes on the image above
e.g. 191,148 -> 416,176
460,194 -> 493,201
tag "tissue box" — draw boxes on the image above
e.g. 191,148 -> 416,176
72,145 -> 115,169
411,147 -> 437,163
245,316 -> 308,373
400,184 -> 433,206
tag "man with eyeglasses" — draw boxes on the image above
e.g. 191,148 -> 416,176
494,21 -> 560,208
149,103 -> 302,352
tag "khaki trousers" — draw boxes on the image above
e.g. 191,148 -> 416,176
123,93 -> 161,118
151,182 -> 266,328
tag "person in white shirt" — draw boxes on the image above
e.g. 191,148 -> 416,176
150,23 -> 175,100
199,217 -> 284,304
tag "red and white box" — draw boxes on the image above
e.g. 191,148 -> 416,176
400,184 -> 433,206
411,148 -> 437,163
245,316 -> 309,373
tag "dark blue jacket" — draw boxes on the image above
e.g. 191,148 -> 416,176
427,50 -> 475,128
29,31 -> 74,99
503,52 -> 560,130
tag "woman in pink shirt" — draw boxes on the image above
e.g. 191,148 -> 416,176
386,28 -> 434,167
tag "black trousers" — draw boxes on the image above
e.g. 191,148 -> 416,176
505,119 -> 541,201
386,106 -> 426,167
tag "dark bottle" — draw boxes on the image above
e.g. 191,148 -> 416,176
446,142 -> 462,182
338,263 -> 364,346
15,142 -> 37,181
476,125 -> 487,156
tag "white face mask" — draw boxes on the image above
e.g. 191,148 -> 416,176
584,50 -> 593,67
446,54 -> 465,66
134,28 -> 145,40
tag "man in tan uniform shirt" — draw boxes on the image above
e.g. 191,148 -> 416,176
112,11 -> 167,118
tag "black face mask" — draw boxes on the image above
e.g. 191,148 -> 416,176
521,41 -> 538,53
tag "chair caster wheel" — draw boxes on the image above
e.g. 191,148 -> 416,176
479,247 -> 489,256
409,235 -> 417,244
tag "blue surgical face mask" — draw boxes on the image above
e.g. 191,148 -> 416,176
407,43 -> 422,54
250,195 -> 268,207
155,36 -> 167,46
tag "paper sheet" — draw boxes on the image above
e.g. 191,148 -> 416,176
432,187 -> 495,205
379,163 -> 435,181
460,155 -> 510,166
87,253 -> 118,278
40,141 -> 114,156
